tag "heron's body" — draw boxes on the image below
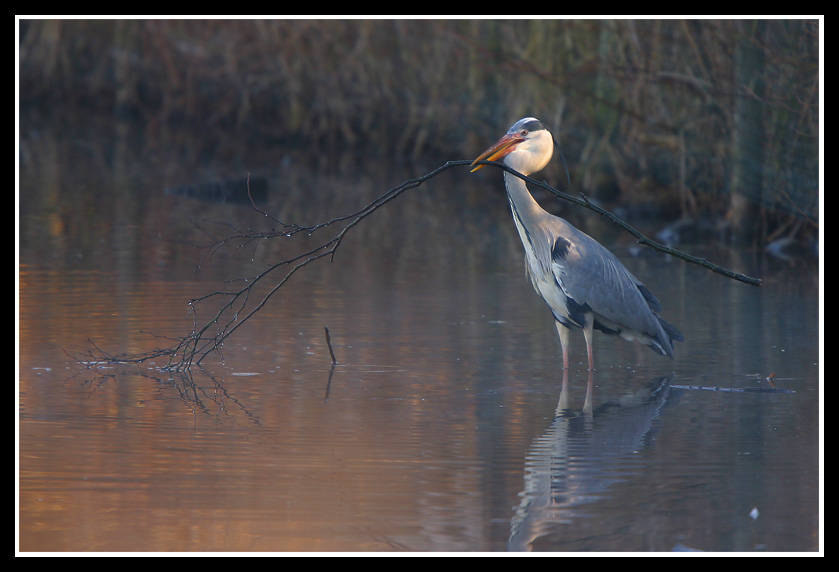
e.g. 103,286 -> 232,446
472,117 -> 682,370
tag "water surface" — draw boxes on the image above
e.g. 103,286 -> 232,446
18,120 -> 821,552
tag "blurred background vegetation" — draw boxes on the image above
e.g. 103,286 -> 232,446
19,19 -> 819,248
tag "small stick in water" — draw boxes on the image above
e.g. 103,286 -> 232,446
324,326 -> 338,365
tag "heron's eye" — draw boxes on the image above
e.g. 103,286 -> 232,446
519,129 -> 528,137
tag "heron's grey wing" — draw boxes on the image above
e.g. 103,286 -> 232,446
550,231 -> 664,338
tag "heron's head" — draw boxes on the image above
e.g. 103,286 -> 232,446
470,117 -> 554,176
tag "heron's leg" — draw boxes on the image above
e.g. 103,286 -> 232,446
583,369 -> 594,416
555,367 -> 570,414
554,321 -> 570,370
583,322 -> 595,371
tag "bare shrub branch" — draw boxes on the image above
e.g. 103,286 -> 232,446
82,160 -> 760,372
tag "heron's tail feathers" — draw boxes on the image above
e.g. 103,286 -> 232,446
654,317 -> 684,358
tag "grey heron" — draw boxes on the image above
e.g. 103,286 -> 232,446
471,117 -> 683,370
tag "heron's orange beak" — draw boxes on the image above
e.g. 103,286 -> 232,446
470,133 -> 524,172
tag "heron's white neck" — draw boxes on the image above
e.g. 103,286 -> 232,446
504,170 -> 546,213
503,170 -> 550,250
